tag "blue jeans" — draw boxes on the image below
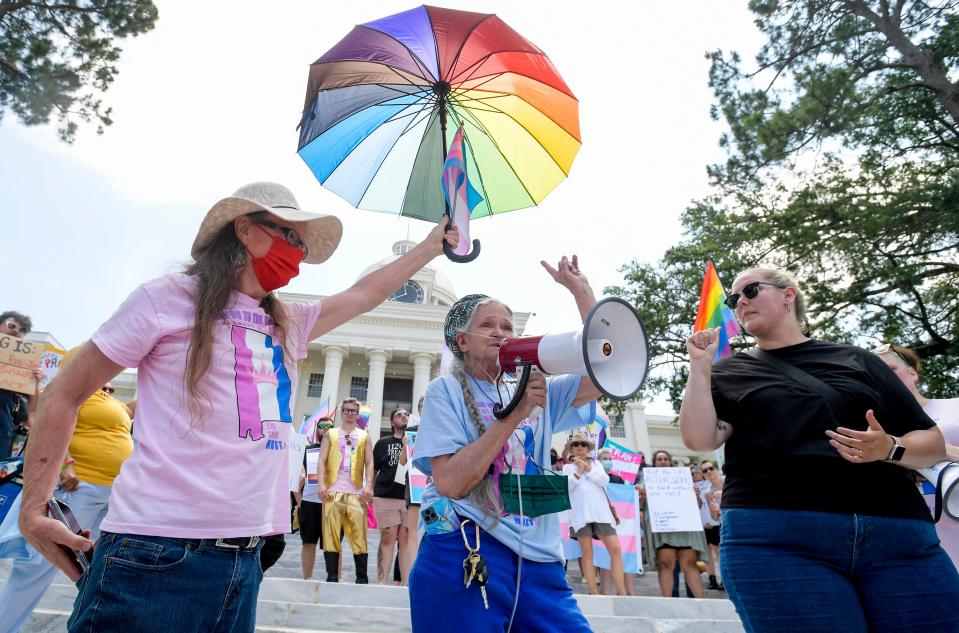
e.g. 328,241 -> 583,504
68,532 -> 264,633
721,508 -> 959,633
0,482 -> 111,633
410,527 -> 590,632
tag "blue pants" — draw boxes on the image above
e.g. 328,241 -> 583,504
721,508 -> 959,633
68,532 -> 263,633
0,482 -> 111,633
409,526 -> 590,632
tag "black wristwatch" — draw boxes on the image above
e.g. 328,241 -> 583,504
885,435 -> 906,463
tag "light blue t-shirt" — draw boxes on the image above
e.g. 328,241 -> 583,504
414,373 -> 594,562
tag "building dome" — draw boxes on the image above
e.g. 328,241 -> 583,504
357,240 -> 457,307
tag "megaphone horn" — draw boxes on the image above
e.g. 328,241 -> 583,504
492,297 -> 650,420
919,461 -> 959,522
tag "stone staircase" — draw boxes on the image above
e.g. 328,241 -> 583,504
5,533 -> 744,633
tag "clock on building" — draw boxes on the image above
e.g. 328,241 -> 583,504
388,280 -> 424,304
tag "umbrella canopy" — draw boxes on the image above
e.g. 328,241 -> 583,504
297,5 -> 581,222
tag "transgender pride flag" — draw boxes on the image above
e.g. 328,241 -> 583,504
233,326 -> 293,444
694,261 -> 740,363
441,123 -> 483,256
560,482 -> 642,573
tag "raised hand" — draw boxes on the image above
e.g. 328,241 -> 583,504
687,327 -> 721,368
541,255 -> 591,295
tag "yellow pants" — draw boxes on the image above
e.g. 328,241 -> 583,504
322,491 -> 368,554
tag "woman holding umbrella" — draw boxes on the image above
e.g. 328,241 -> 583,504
410,255 -> 602,631
19,182 -> 458,632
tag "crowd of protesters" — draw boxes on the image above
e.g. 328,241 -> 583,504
2,183 -> 958,633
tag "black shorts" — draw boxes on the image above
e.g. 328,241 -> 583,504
299,500 -> 323,546
704,525 -> 721,546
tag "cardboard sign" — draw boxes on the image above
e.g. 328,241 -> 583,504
606,439 -> 642,484
0,334 -> 43,395
644,467 -> 704,533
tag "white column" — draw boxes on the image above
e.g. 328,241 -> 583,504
410,352 -> 434,416
366,350 -> 389,443
625,401 -> 651,463
319,346 -> 347,410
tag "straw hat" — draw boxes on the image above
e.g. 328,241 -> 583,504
191,182 -> 343,265
565,433 -> 596,451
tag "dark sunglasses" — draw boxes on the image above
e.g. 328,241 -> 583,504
341,408 -> 359,415
724,281 -> 788,310
255,219 -> 309,256
101,386 -> 115,394
569,441 -> 589,448
317,423 -> 334,430
702,466 -> 715,473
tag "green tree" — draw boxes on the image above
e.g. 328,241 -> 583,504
610,0 -> 959,411
0,0 -> 158,142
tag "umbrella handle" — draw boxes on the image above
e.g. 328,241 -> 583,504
444,238 -> 481,263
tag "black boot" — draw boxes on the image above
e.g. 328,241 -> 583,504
323,551 -> 340,582
354,553 -> 369,584
708,574 -> 721,591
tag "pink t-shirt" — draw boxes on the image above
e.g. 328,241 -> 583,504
923,398 -> 959,568
329,430 -> 361,495
92,273 -> 321,538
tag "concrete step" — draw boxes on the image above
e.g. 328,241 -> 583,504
14,577 -> 743,633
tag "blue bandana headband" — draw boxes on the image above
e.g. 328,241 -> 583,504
443,294 -> 490,358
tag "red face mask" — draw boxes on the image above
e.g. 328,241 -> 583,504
248,225 -> 303,292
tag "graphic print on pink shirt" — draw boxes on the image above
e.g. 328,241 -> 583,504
232,325 -> 293,448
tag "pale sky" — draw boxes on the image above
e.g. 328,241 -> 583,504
1,1 -> 763,414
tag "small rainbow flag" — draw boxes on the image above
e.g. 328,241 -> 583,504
694,261 -> 740,363
300,396 -> 334,443
356,403 -> 374,430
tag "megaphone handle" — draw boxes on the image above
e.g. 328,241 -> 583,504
493,364 -> 532,420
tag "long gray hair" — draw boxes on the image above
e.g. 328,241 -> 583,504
449,297 -> 512,525
183,214 -> 291,430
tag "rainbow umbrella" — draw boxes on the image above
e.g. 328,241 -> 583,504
297,4 -> 581,262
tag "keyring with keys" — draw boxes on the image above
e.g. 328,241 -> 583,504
460,519 -> 490,609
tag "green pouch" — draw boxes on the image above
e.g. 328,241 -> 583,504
498,472 -> 570,518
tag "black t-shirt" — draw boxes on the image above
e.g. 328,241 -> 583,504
711,339 -> 935,521
373,435 -> 406,499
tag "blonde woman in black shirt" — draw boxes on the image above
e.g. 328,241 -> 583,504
680,267 -> 958,633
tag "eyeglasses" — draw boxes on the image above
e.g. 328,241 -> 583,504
569,441 -> 589,448
317,423 -> 334,430
255,219 -> 309,256
101,386 -> 115,394
701,466 -> 715,473
341,408 -> 359,415
724,281 -> 788,310
2,320 -> 25,334
872,343 -> 911,365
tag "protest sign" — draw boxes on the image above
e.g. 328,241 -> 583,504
559,482 -> 643,573
644,467 -> 703,533
405,430 -> 428,504
38,345 -> 65,389
0,333 -> 43,395
605,439 -> 642,484
288,432 -> 308,492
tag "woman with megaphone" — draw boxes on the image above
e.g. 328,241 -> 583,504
409,255 -> 603,632
680,266 -> 959,633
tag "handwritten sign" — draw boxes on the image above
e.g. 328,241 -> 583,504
606,439 -> 642,484
0,334 -> 43,395
644,467 -> 704,533
38,346 -> 65,389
